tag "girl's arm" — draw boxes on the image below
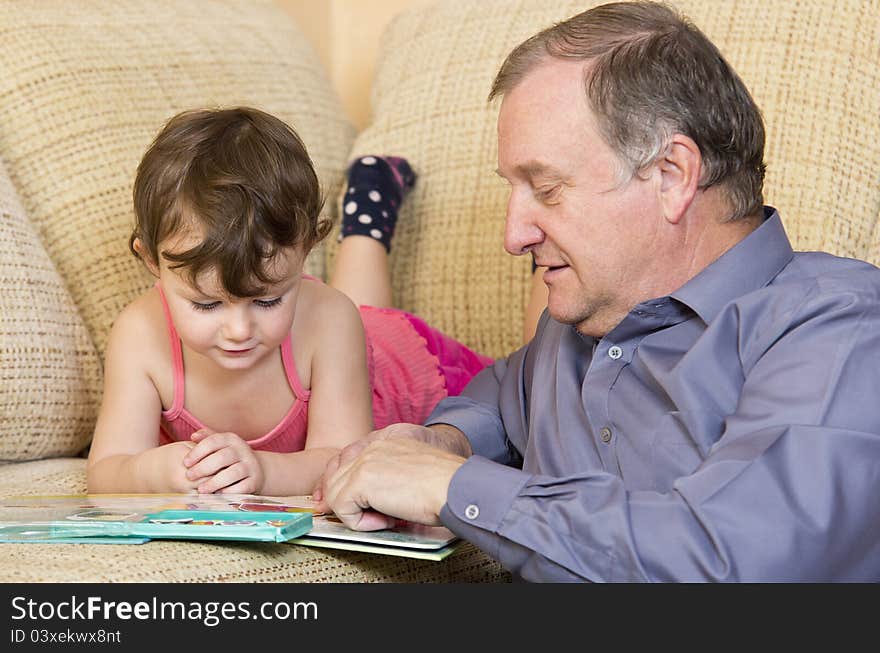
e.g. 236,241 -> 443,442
257,286 -> 374,496
87,301 -> 198,493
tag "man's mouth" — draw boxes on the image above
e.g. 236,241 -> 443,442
542,264 -> 568,279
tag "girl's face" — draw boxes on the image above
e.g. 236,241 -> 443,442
154,235 -> 306,372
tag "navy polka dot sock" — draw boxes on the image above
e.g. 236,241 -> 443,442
340,155 -> 416,252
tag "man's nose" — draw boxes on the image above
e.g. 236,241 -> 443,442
503,190 -> 544,257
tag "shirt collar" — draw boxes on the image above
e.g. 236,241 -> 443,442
669,207 -> 794,324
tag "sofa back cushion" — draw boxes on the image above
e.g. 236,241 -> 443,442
0,160 -> 101,459
0,0 -> 355,358
347,0 -> 880,359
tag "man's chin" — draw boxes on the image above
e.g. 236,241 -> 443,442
546,303 -> 586,329
546,303 -> 606,339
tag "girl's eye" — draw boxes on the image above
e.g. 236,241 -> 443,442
254,297 -> 283,309
191,301 -> 220,312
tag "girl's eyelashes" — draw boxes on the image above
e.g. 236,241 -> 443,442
191,301 -> 221,312
190,297 -> 283,311
254,297 -> 283,309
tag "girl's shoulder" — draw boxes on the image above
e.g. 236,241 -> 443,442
298,276 -> 360,320
106,286 -> 169,362
294,277 -> 365,346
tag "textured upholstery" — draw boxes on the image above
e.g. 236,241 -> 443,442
0,159 -> 101,459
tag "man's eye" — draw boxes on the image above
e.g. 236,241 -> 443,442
255,297 -> 283,309
536,185 -> 562,202
191,301 -> 220,312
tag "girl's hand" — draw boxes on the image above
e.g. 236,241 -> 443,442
158,441 -> 200,493
184,429 -> 265,494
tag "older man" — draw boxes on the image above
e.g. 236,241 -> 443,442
320,1 -> 880,581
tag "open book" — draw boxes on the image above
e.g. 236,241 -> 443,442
0,494 -> 460,561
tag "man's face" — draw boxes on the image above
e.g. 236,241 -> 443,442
496,59 -> 665,337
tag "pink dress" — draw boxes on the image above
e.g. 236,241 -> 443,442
156,284 -> 492,452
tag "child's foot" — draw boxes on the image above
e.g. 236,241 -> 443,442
340,155 -> 416,252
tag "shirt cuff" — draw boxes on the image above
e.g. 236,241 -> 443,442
440,455 -> 531,561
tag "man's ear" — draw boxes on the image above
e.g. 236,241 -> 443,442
132,238 -> 160,277
656,134 -> 701,225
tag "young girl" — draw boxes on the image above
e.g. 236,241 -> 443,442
88,106 -> 545,497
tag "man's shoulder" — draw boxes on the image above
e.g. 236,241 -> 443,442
737,250 -> 880,328
786,250 -> 879,277
774,251 -> 880,297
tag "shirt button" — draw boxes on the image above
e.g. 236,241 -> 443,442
608,345 -> 623,360
600,427 -> 613,443
464,504 -> 480,520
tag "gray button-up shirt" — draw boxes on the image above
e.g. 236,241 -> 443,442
430,209 -> 880,581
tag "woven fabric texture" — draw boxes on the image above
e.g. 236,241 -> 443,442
0,537 -> 511,583
0,159 -> 101,460
0,459 -> 511,583
0,0 -> 355,358
340,0 -> 880,359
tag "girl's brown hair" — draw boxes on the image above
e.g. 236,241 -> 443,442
131,106 -> 331,296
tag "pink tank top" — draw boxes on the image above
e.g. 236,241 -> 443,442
156,285 -> 310,453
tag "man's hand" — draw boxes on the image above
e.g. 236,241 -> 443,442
312,423 -> 471,509
184,429 -> 265,494
322,437 -> 466,531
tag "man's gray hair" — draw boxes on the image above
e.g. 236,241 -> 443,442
489,1 -> 766,221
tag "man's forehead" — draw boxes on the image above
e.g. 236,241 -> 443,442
502,57 -> 590,104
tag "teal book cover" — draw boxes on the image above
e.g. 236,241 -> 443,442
0,494 -> 313,544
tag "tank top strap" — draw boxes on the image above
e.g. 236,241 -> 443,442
281,333 -> 310,401
155,283 -> 186,414
280,273 -> 319,400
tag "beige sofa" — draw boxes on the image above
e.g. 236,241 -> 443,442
0,0 -> 878,582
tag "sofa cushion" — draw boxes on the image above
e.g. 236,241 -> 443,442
0,0 -> 355,357
0,159 -> 101,460
345,0 -> 880,358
